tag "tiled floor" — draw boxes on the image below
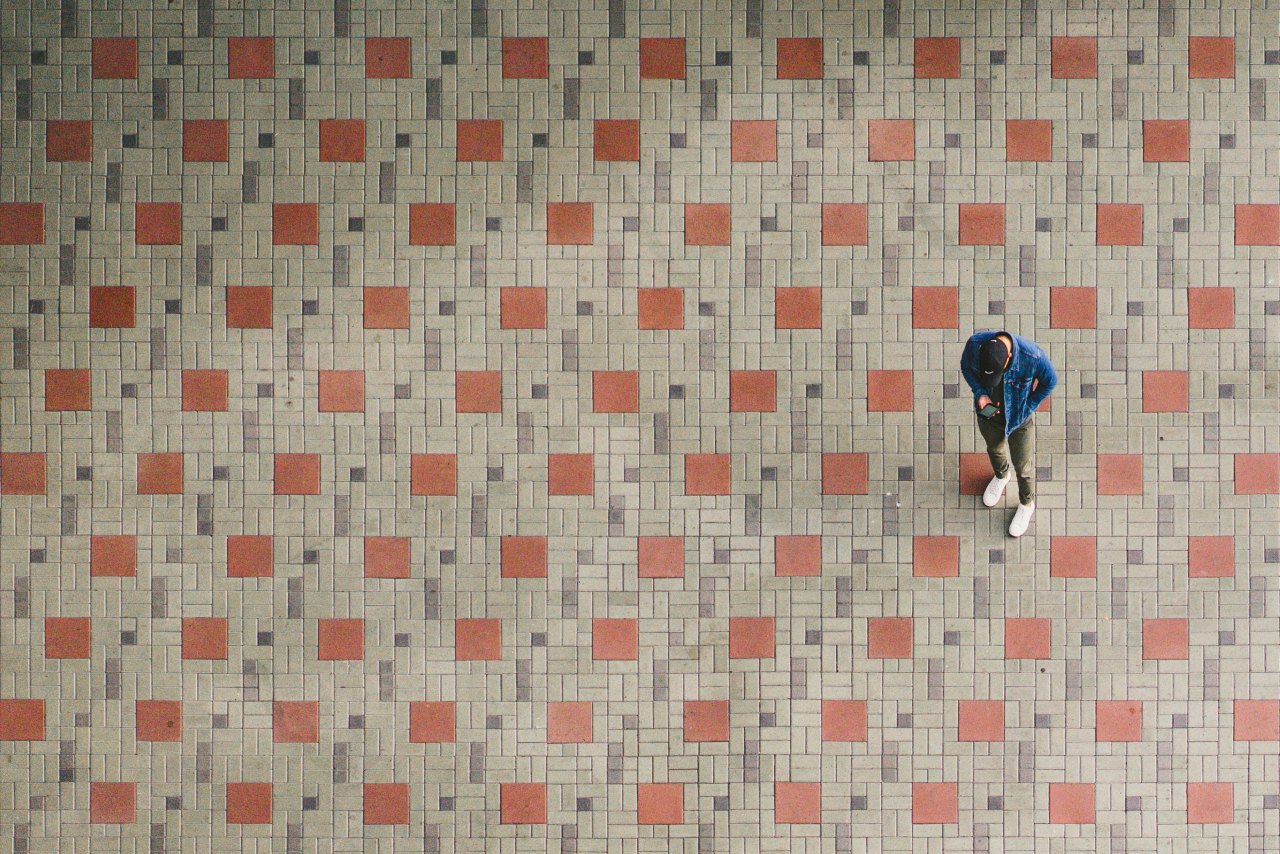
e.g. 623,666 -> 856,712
1,0 -> 1279,850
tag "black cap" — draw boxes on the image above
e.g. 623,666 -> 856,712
978,337 -> 1010,389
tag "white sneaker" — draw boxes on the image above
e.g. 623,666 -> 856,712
983,473 -> 1012,507
1009,502 -> 1035,538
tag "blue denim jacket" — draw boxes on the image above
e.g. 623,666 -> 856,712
961,331 -> 1058,436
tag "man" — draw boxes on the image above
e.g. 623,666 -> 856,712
960,330 -> 1058,537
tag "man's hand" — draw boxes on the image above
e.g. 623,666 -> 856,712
977,395 -> 992,409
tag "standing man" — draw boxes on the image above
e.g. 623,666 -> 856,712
960,330 -> 1058,537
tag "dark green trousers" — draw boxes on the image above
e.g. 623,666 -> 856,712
977,414 -> 1035,505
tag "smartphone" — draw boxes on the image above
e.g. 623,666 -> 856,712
979,404 -> 999,419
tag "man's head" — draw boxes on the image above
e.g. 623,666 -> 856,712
978,335 -> 1011,389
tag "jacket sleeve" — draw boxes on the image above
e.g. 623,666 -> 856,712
959,340 -> 987,404
1025,352 -> 1058,411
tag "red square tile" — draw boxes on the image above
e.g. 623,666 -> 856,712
821,203 -> 869,246
91,535 -> 136,578
46,120 -> 93,162
1143,120 -> 1190,162
683,700 -> 729,742
593,119 -> 640,162
731,120 -> 777,162
1233,700 -> 1280,742
1050,536 -> 1097,578
640,38 -> 685,80
1186,783 -> 1233,824
365,37 -> 411,79
182,369 -> 228,412
958,203 -> 1005,245
0,700 -> 45,741
226,782 -> 272,824
729,616 -> 775,659
1142,370 -> 1189,413
364,783 -> 409,825
1049,784 -> 1095,824
500,783 -> 547,825
272,203 -> 319,246
777,38 -> 823,80
1097,453 -> 1144,496
868,119 -> 915,161
1097,204 -> 1144,246
546,701 -> 593,744
730,370 -> 776,412
456,120 -> 503,161
1095,700 -> 1143,742
1005,119 -> 1053,161
92,38 -> 138,79
822,453 -> 868,495
0,452 -> 46,495
593,371 -> 639,413
1187,536 -> 1233,579
182,120 -> 229,162
409,701 -> 456,743
1051,36 -> 1097,79
637,288 -> 684,329
913,535 -> 959,578
137,452 -> 183,494
319,119 -> 366,162
364,287 -> 410,329
592,618 -> 639,661
547,202 -> 593,245
45,369 -> 91,411
774,782 -> 822,824
914,37 -> 961,79
501,37 -> 548,79
45,617 -> 91,659
775,535 -> 821,577
912,286 -> 959,329
226,535 -> 273,578
181,617 -> 228,660
1189,36 -> 1235,79
409,203 -> 456,246
1049,287 -> 1097,329
638,536 -> 684,579
821,699 -> 867,742
0,203 -> 45,245
364,536 -> 410,579
1004,617 -> 1051,659
912,782 -> 958,824
1235,204 -> 1280,246
273,701 -> 319,743
685,203 -> 731,245
410,454 -> 457,496
135,700 -> 182,742
1187,288 -> 1234,329
1142,618 -> 1189,660
226,286 -> 272,329
959,452 -> 992,495
135,202 -> 182,245
867,617 -> 912,659
455,618 -> 502,661
274,453 -> 321,495
684,453 -> 731,496
90,782 -> 136,824
318,618 -> 364,661
958,700 -> 1005,742
867,370 -> 913,412
1235,454 -> 1280,495
227,37 -> 274,79
456,370 -> 502,413
90,286 -> 136,328
318,370 -> 365,413
774,287 -> 822,329
638,783 -> 683,825
500,535 -> 547,579
548,453 -> 594,496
